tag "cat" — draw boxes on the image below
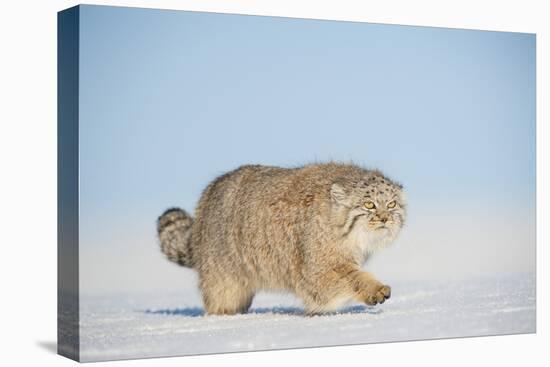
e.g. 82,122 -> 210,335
157,162 -> 406,315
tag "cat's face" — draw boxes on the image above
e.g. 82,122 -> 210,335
330,172 -> 407,238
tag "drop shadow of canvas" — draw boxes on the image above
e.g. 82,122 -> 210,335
142,305 -> 382,317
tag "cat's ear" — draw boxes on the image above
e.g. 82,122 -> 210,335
330,183 -> 349,206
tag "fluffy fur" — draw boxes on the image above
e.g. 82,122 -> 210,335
157,162 -> 406,315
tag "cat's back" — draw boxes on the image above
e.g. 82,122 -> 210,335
192,165 -> 293,229
196,162 -> 364,212
199,164 -> 292,204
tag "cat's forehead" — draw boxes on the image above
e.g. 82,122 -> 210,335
360,174 -> 401,197
362,174 -> 395,187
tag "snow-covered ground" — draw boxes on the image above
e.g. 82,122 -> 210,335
78,273 -> 535,362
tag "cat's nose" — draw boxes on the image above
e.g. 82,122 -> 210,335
381,217 -> 388,223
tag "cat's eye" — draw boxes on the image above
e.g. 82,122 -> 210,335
364,201 -> 375,210
387,201 -> 396,209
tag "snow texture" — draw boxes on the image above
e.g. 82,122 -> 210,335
78,273 -> 535,362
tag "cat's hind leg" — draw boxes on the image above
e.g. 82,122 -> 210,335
200,276 -> 255,315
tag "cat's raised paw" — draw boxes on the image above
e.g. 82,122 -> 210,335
365,284 -> 391,305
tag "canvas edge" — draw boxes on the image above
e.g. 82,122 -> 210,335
57,5 -> 81,362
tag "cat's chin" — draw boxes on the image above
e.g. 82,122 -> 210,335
370,226 -> 400,244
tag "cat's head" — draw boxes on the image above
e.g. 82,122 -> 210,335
330,170 -> 406,243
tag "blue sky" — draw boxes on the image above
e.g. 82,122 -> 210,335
76,5 -> 535,294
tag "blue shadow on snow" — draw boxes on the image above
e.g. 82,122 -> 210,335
142,304 -> 382,317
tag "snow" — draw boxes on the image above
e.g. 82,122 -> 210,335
77,273 -> 535,362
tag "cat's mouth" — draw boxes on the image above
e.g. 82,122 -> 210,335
369,223 -> 390,231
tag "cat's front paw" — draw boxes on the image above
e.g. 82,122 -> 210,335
364,284 -> 391,305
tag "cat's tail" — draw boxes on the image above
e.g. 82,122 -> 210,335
157,207 -> 195,268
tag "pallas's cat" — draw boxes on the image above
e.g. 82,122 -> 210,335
157,163 -> 406,315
